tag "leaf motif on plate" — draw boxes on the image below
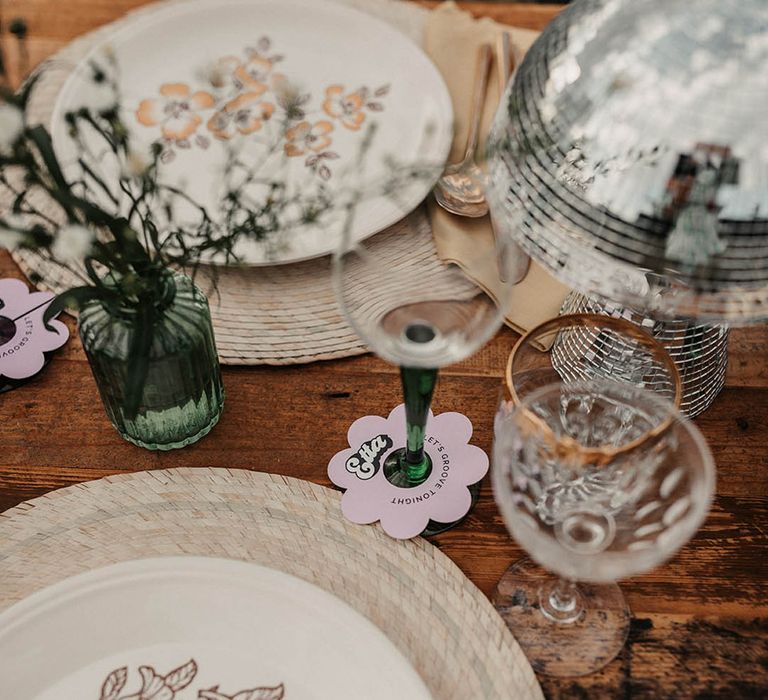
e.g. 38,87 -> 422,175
366,102 -> 384,112
198,683 -> 285,700
137,666 -> 172,699
164,659 -> 198,691
236,684 -> 285,700
98,660 -> 280,700
318,165 -> 331,180
374,84 -> 390,97
100,666 -> 127,700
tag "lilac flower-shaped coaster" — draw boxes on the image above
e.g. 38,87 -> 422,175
327,404 -> 489,539
0,278 -> 69,389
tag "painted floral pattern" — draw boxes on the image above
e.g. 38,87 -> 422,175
322,84 -> 388,131
284,120 -> 333,156
136,84 -> 215,144
234,57 -> 273,93
98,659 -> 284,700
134,36 -> 389,178
207,93 -> 275,140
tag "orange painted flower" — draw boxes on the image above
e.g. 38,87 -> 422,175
322,85 -> 366,131
233,56 -> 273,95
136,83 -> 215,141
284,120 -> 333,157
207,93 -> 275,140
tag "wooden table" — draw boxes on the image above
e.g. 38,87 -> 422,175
1,1 -> 767,697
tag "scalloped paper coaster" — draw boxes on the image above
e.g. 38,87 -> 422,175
0,278 -> 69,390
327,404 -> 488,539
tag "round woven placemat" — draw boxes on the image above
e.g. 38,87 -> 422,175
0,468 -> 542,700
7,0 -> 470,365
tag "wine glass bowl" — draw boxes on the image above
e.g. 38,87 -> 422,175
496,380 -> 714,582
492,378 -> 714,676
334,219 -> 509,368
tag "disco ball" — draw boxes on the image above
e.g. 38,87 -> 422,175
489,0 -> 768,324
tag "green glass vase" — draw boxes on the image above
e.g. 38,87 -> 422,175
78,272 -> 224,450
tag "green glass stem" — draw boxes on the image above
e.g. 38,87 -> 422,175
383,365 -> 437,487
403,366 -> 438,469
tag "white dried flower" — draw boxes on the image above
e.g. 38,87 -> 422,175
101,44 -> 116,62
0,214 -> 27,250
121,144 -> 152,178
197,61 -> 226,89
272,74 -> 301,111
52,224 -> 94,262
0,103 -> 24,155
274,77 -> 297,103
83,75 -> 118,115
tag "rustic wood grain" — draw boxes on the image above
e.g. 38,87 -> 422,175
417,1 -> 564,29
0,1 -> 766,697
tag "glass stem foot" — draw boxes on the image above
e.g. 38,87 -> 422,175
492,557 -> 630,677
384,448 -> 432,488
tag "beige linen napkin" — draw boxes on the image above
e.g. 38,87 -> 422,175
425,2 -> 570,336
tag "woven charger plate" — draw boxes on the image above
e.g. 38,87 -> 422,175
0,468 -> 542,699
8,0 -> 469,365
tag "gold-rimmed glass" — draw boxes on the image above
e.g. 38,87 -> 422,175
506,313 -> 682,410
501,313 -> 683,469
492,379 -> 714,677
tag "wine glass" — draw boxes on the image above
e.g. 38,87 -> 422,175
499,313 -> 683,554
333,211 -> 514,534
492,378 -> 715,676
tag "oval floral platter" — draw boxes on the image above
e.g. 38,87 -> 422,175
0,557 -> 433,699
49,0 -> 454,265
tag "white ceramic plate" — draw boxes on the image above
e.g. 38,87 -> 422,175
50,0 -> 453,265
0,556 -> 432,699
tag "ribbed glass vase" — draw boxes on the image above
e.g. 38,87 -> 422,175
78,272 -> 224,450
